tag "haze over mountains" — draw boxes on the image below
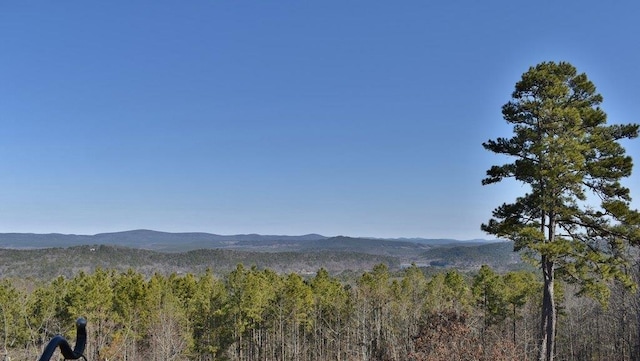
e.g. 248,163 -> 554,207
0,229 -> 493,252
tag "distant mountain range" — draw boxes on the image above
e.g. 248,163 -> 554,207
0,229 -> 495,252
0,230 -> 522,278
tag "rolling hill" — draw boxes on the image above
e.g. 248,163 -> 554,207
0,230 -> 521,279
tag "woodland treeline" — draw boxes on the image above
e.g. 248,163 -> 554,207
0,264 -> 638,361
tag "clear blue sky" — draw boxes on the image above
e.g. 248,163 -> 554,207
1,1 -> 639,239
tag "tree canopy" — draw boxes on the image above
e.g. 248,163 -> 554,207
482,61 -> 640,361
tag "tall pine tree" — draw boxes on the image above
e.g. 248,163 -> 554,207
482,61 -> 640,361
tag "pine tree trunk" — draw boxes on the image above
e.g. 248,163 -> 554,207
539,255 -> 556,361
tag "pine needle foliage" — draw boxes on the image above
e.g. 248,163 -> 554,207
482,61 -> 640,361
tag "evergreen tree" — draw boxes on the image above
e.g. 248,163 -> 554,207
356,264 -> 393,361
472,265 -> 507,328
424,270 -> 472,314
502,270 -> 539,347
482,61 -> 640,361
110,269 -> 149,361
310,268 -> 352,361
0,280 -> 27,356
188,270 -> 232,360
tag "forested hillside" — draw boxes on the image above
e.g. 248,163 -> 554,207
423,241 -> 522,270
0,264 -> 636,361
0,231 -> 631,361
0,245 -> 398,279
0,239 -> 521,280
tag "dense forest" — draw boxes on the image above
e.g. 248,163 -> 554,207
0,262 -> 638,361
